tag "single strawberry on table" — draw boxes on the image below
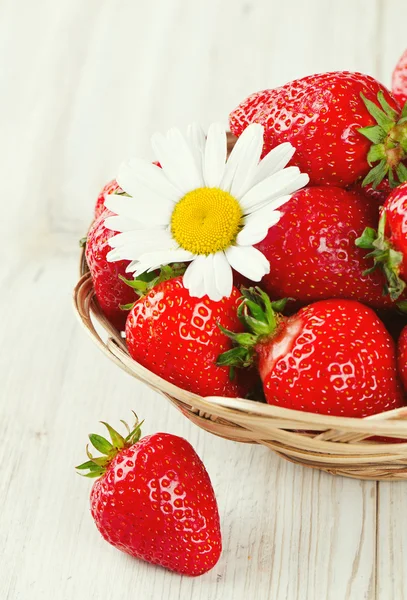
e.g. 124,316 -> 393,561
392,49 -> 407,109
356,181 -> 407,301
230,71 -> 407,188
125,275 -> 256,398
254,186 -> 397,309
77,417 -> 222,576
218,289 -> 405,417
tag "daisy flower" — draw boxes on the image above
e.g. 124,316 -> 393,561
104,123 -> 309,301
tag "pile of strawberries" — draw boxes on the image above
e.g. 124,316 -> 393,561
78,53 -> 407,576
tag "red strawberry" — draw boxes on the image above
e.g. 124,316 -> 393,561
255,186 -> 395,309
392,49 -> 407,109
85,213 -> 135,330
230,71 -> 406,188
356,181 -> 407,300
398,324 -> 407,392
219,290 -> 405,417
125,276 -> 255,397
94,179 -> 123,220
77,418 -> 221,576
348,178 -> 391,208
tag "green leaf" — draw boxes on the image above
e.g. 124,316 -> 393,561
358,125 -> 387,144
360,93 -> 395,132
82,470 -> 105,478
396,162 -> 407,183
76,460 -> 98,470
242,313 -> 271,336
120,302 -> 136,311
217,322 -> 238,341
114,190 -> 131,197
401,100 -> 407,120
397,300 -> 407,313
361,159 -> 389,188
119,275 -> 153,291
79,236 -> 87,248
366,143 -> 386,165
355,227 -> 377,249
126,419 -> 144,445
101,422 -> 126,449
244,299 -> 266,322
388,168 -> 397,187
233,332 -> 259,347
216,346 -> 251,367
377,91 -> 399,120
270,298 -> 290,312
89,433 -> 114,455
256,287 -> 276,330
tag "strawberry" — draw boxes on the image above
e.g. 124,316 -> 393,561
392,49 -> 407,109
125,276 -> 255,397
356,181 -> 407,300
229,71 -> 407,188
218,290 -> 405,417
348,179 -> 391,208
398,324 -> 407,392
77,417 -> 222,576
254,186 -> 395,309
85,213 -> 135,330
94,179 -> 123,220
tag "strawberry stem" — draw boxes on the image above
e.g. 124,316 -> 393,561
359,93 -> 407,188
355,212 -> 405,300
216,288 -> 289,369
76,415 -> 143,478
119,264 -> 188,311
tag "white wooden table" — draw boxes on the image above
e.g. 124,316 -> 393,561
1,1 -> 407,598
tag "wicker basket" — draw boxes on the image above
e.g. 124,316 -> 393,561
73,134 -> 407,482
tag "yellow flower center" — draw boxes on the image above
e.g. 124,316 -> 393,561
171,187 -> 242,255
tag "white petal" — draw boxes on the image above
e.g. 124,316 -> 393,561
151,128 -> 204,193
118,158 -> 181,202
106,237 -> 175,262
203,123 -> 227,188
230,125 -> 264,198
105,194 -> 171,226
237,210 -> 281,246
107,229 -> 173,250
130,249 -> 195,276
220,123 -> 263,194
104,215 -> 142,232
203,255 -> 223,301
213,252 -> 233,298
225,245 -> 270,281
187,123 -> 206,175
183,255 -> 207,298
251,143 -> 296,187
240,168 -> 309,213
104,195 -> 141,222
236,227 -> 269,246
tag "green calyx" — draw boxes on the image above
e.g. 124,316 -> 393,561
119,263 -> 187,311
355,212 -> 405,300
358,92 -> 407,188
76,413 -> 144,478
216,287 -> 288,373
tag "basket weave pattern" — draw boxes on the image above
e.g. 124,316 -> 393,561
73,134 -> 407,481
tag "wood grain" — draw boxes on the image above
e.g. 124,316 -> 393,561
0,0 -> 406,598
